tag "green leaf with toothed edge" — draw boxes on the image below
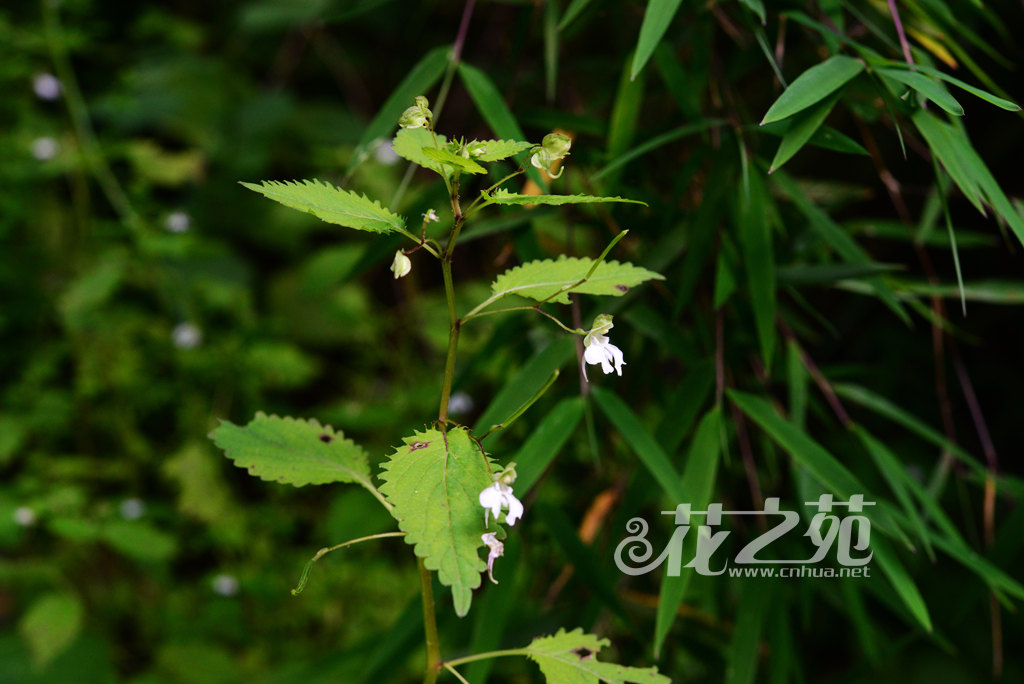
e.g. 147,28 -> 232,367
525,627 -> 671,683
471,138 -> 535,162
241,179 -> 405,234
210,412 -> 372,488
421,147 -> 487,174
378,427 -> 498,617
391,127 -> 448,174
484,188 -> 648,207
490,256 -> 664,305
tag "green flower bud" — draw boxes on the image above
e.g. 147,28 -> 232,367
398,96 -> 433,129
390,250 -> 412,279
496,462 -> 518,486
530,132 -> 572,178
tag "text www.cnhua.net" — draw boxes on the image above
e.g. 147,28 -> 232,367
726,566 -> 872,579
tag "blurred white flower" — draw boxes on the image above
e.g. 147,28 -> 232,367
31,137 -> 59,161
481,532 -> 504,584
211,574 -> 239,597
164,211 -> 191,233
374,141 -> 400,165
422,209 -> 439,223
448,391 -> 474,416
172,322 -> 202,349
14,506 -> 36,527
119,498 -> 146,520
33,73 -> 62,101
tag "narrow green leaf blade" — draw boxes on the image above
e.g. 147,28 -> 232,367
490,256 -> 664,305
769,92 -> 841,172
513,397 -> 586,492
738,175 -> 776,368
761,55 -> 864,124
378,427 -> 495,617
877,67 -> 964,116
210,412 -> 372,487
631,0 -> 685,80
240,179 -> 405,234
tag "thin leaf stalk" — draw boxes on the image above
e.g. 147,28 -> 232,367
418,558 -> 442,684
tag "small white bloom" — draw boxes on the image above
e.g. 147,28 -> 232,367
390,250 -> 412,279
31,137 -> 59,161
172,322 -> 202,349
582,313 -> 625,381
13,506 -> 36,527
119,498 -> 146,520
33,73 -> 62,101
211,574 -> 239,596
422,209 -> 439,223
448,391 -> 474,415
164,211 -> 191,233
374,141 -> 400,165
481,532 -> 504,584
479,464 -> 523,527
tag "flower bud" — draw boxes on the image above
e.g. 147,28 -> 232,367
530,132 -> 572,178
398,95 -> 433,129
390,250 -> 412,279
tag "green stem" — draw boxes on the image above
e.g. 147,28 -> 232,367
438,177 -> 465,423
462,305 -> 582,335
443,648 -> 530,669
441,663 -> 471,684
418,558 -> 442,684
291,532 -> 405,595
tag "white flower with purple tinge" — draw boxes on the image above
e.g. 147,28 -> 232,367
33,73 -> 62,101
164,211 -> 191,233
481,532 -> 504,584
479,463 -> 523,527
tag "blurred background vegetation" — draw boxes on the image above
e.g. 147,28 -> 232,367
2,0 -> 1024,682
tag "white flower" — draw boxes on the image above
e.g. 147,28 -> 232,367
13,506 -> 36,527
448,391 -> 474,415
33,73 -> 62,101
422,209 -> 439,223
172,322 -> 202,349
211,574 -> 239,596
119,498 -> 146,520
479,464 -> 523,527
481,532 -> 505,584
374,141 -> 400,165
31,137 -> 59,161
582,314 -> 625,381
164,211 -> 191,233
390,250 -> 412,279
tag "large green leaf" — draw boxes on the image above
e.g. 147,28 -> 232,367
210,412 -> 373,488
490,256 -> 664,305
484,188 -> 647,207
378,427 -> 496,617
525,628 -> 670,683
761,55 -> 864,124
240,179 -> 405,234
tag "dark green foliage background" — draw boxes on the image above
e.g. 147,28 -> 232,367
2,0 -> 1023,682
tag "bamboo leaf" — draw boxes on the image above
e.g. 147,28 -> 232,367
631,0 -> 685,80
761,55 -> 864,124
877,67 -> 964,116
769,92 -> 841,173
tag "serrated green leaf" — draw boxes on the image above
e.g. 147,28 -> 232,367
484,189 -> 648,207
391,127 -> 448,174
19,593 -> 83,667
421,147 -> 487,174
490,256 -> 664,305
761,55 -> 864,124
378,427 -> 495,617
241,179 -> 405,234
210,412 -> 372,488
526,627 -> 670,683
473,138 -> 534,162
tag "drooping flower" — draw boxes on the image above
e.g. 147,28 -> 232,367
398,95 -> 432,130
479,463 -> 523,527
582,313 -> 625,381
481,532 -> 505,584
422,208 -> 439,223
390,250 -> 412,279
530,132 -> 572,178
